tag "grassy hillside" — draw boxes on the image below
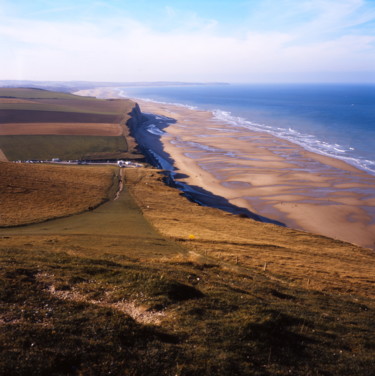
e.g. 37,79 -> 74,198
1,247 -> 373,376
0,166 -> 374,375
125,169 -> 375,299
0,162 -> 116,226
0,88 -> 140,161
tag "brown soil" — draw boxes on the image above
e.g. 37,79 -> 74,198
0,122 -> 123,136
124,168 -> 375,299
0,162 -> 116,226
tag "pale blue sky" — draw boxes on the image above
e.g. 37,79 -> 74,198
1,0 -> 375,82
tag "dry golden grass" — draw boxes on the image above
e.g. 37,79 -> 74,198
0,162 -> 116,226
0,164 -> 374,375
124,168 -> 375,299
1,159 -> 373,298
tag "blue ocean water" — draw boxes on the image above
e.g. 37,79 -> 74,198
118,84 -> 375,175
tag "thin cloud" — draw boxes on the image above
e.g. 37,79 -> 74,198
292,0 -> 375,39
28,5 -> 81,17
0,0 -> 374,82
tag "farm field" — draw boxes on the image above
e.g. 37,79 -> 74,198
0,88 -> 85,99
0,98 -> 135,115
0,88 -> 141,161
0,165 -> 374,375
0,135 -> 128,161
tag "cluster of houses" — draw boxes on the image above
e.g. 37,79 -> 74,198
117,160 -> 143,168
15,159 -> 143,168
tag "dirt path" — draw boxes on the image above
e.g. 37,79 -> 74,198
1,166 -> 374,299
0,170 -> 186,261
0,148 -> 8,161
114,168 -> 124,200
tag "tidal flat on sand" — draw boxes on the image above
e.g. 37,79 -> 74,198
134,99 -> 375,250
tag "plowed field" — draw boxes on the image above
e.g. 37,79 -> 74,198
0,88 -> 140,160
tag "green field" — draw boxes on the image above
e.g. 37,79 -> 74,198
0,88 -> 93,100
0,135 -> 128,160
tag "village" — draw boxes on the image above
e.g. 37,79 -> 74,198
14,159 -> 144,168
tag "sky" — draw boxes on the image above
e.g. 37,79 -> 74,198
0,0 -> 375,83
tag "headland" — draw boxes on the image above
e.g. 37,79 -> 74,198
1,87 -> 374,374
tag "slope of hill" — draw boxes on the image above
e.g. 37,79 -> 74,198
0,166 -> 374,375
0,162 -> 116,226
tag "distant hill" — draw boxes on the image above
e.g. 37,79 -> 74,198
0,80 -> 230,94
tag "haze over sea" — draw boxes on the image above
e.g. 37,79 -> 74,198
119,84 -> 375,176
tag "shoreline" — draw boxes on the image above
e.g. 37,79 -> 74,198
76,88 -> 375,250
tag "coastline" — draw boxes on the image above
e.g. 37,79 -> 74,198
75,88 -> 375,250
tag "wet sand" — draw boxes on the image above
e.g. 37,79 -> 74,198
76,89 -> 375,250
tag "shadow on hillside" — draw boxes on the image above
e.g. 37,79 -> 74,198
130,112 -> 285,227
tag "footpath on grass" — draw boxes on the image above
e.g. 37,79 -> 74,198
0,167 -> 187,262
1,166 -> 375,298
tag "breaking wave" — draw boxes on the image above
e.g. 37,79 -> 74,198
212,109 -> 375,175
115,87 -> 375,176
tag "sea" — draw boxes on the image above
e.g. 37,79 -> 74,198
117,83 -> 375,176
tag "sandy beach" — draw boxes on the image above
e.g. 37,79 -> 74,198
77,88 -> 375,250
137,99 -> 375,249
